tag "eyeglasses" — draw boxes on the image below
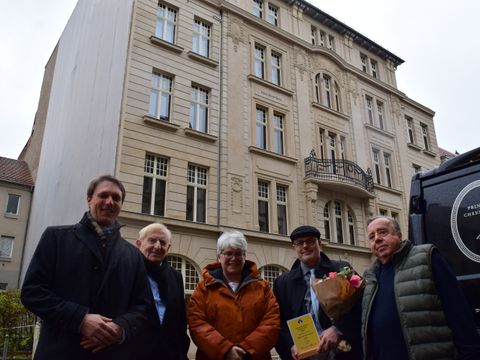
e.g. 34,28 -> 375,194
293,238 -> 318,247
221,251 -> 245,259
145,238 -> 169,247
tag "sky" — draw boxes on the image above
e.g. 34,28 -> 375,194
0,0 -> 478,160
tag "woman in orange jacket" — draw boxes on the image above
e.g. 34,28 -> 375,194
188,230 -> 280,360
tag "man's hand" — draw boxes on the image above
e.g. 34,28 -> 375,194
318,326 -> 341,352
225,345 -> 246,360
79,314 -> 122,352
290,344 -> 300,360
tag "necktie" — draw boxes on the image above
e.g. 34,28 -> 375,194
308,269 -> 322,332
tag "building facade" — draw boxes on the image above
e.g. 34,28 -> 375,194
21,0 -> 440,293
0,157 -> 33,290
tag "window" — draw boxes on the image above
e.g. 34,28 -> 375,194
186,165 -> 207,223
190,85 -> 209,132
377,101 -> 384,130
360,53 -> 379,78
273,113 -> 284,154
5,194 -> 20,215
254,105 -> 287,154
167,254 -> 200,294
260,265 -> 287,285
0,236 -> 13,258
365,95 -> 387,130
257,180 -> 288,234
142,154 -> 167,216
372,148 -> 394,188
322,75 -> 331,108
327,35 -> 335,51
323,201 -> 355,245
315,73 -> 341,111
276,185 -> 288,235
317,128 -> 347,164
406,116 -> 415,144
360,54 -> 368,72
366,96 -> 374,125
421,123 -> 430,150
254,45 -> 265,79
319,31 -> 326,47
252,0 -> 263,18
311,26 -> 317,45
258,180 -> 270,232
155,4 -> 177,43
256,107 -> 267,149
271,52 -> 281,86
0,283 -> 6,291
149,72 -> 172,120
370,60 -> 378,78
193,19 -> 210,57
372,149 -> 381,184
384,153 -> 392,187
267,4 -> 278,26
323,205 -> 330,240
379,208 -> 388,216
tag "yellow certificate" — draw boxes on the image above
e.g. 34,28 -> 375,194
287,313 -> 320,359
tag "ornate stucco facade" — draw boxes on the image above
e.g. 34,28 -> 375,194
21,0 -> 440,295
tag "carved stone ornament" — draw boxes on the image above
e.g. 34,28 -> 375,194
230,176 -> 243,213
228,17 -> 245,52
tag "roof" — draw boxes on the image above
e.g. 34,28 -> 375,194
289,0 -> 405,67
0,157 -> 34,187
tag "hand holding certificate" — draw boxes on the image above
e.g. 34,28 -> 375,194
287,313 -> 320,359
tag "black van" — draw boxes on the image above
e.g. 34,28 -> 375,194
409,146 -> 480,328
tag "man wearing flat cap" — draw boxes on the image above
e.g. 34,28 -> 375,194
273,225 -> 361,360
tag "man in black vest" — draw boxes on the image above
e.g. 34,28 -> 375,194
274,225 -> 361,360
135,223 -> 190,360
363,216 -> 480,359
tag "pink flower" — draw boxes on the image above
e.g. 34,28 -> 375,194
349,274 -> 362,288
328,272 -> 337,279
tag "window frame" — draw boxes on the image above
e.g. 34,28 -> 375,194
186,164 -> 208,223
254,45 -> 266,79
323,201 -> 356,245
252,0 -> 263,18
267,4 -> 279,26
5,194 -> 20,215
406,116 -> 415,144
142,154 -> 168,216
315,73 -> 341,112
420,123 -> 430,150
149,71 -> 173,121
192,18 -> 211,58
254,103 -> 287,155
0,236 -> 14,258
155,3 -> 177,43
371,148 -> 394,188
189,85 -> 209,133
271,52 -> 281,86
365,94 -> 387,130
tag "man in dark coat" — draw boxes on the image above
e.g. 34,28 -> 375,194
273,225 -> 362,360
135,222 -> 190,360
21,175 -> 151,360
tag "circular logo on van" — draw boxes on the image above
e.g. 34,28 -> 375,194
451,180 -> 480,263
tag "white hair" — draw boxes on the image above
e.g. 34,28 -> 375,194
138,223 -> 172,242
216,230 -> 247,256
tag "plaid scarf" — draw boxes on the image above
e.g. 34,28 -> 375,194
86,211 -> 117,241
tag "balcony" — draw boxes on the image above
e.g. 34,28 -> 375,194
304,150 -> 375,198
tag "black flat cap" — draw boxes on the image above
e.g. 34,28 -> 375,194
289,225 -> 321,242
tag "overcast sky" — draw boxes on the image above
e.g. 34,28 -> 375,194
1,0 -> 478,160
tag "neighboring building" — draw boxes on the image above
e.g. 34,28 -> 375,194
438,147 -> 458,164
0,157 -> 33,289
21,0 -> 441,292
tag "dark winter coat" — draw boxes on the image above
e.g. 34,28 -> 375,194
21,213 -> 151,360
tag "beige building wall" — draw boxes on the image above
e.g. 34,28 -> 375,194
20,0 -> 441,286
0,182 -> 32,289
111,0 -> 439,279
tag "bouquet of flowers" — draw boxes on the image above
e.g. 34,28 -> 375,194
311,266 -> 364,322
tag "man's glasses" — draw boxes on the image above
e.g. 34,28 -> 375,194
145,238 -> 169,247
293,238 -> 318,247
221,251 -> 245,259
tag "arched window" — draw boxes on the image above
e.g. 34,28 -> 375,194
323,201 -> 356,245
260,264 -> 288,286
166,254 -> 200,294
314,73 -> 341,112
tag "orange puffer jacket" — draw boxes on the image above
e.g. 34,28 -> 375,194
188,260 -> 280,360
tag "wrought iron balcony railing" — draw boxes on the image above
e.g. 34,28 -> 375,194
304,150 -> 374,193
